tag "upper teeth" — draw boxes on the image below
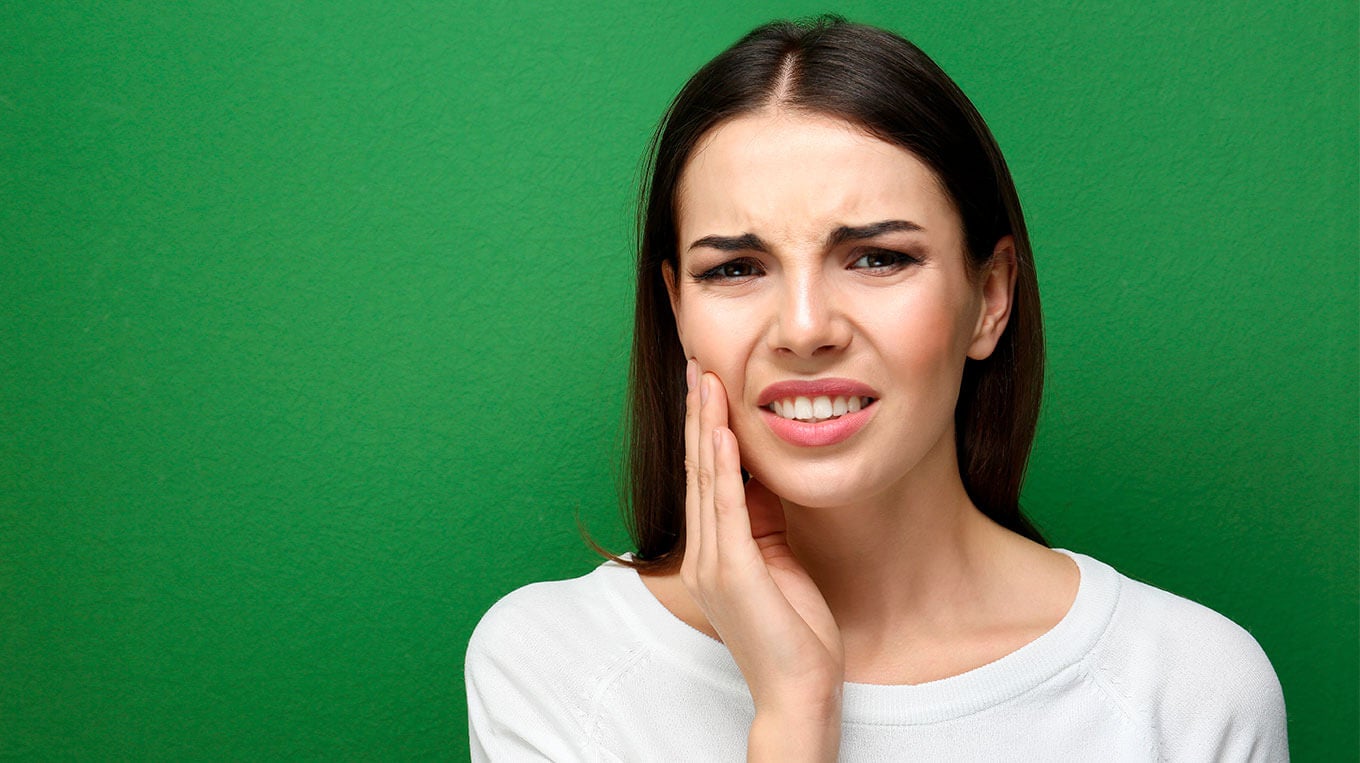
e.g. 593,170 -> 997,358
768,396 -> 873,422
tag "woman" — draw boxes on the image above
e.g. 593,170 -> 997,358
466,17 -> 1287,761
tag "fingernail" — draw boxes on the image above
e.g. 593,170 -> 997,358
686,358 -> 696,392
700,374 -> 710,404
712,428 -> 723,449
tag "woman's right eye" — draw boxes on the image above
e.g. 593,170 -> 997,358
692,258 -> 763,281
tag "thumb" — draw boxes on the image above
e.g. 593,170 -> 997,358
743,476 -> 786,540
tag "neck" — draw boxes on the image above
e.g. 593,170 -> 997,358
641,432 -> 1077,685
770,435 -> 1078,685
782,466 -> 999,632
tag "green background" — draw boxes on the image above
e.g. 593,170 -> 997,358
3,1 -> 1355,759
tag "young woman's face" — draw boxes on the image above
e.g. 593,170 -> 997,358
668,110 -> 1012,508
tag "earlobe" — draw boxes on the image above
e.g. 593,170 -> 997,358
967,236 -> 1018,360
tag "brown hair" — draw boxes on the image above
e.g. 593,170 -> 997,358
612,15 -> 1046,572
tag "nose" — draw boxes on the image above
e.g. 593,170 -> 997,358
768,270 -> 852,358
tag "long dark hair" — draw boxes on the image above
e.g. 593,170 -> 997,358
613,15 -> 1046,572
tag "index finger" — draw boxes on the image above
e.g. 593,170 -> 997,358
681,358 -> 701,578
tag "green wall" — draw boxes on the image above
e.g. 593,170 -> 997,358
3,1 -> 1355,759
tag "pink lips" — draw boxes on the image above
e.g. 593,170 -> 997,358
757,378 -> 878,448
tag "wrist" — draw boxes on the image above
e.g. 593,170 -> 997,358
747,696 -> 842,762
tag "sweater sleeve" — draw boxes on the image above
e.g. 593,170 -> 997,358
1194,618 -> 1289,762
1221,639 -> 1289,762
464,587 -> 594,762
1099,576 -> 1290,761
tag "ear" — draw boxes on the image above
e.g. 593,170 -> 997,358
662,261 -> 685,345
967,236 -> 1017,360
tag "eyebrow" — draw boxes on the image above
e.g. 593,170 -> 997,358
686,219 -> 924,252
827,219 -> 924,246
687,232 -> 768,252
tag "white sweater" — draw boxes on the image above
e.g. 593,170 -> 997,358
465,550 -> 1287,761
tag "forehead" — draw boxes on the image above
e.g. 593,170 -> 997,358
675,110 -> 958,246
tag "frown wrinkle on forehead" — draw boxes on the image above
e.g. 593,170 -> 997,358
688,220 -> 926,254
676,111 -> 958,255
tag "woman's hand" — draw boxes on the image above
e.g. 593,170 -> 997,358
680,360 -> 844,761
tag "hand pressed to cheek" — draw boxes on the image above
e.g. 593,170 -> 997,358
690,367 -> 783,548
683,367 -> 765,589
680,357 -> 701,589
706,374 -> 765,557
695,372 -> 721,573
681,362 -> 747,594
740,470 -> 786,547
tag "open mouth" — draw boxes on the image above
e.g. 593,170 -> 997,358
766,395 -> 877,424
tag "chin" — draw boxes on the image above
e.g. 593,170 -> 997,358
748,462 -> 888,510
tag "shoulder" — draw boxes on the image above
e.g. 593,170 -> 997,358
464,562 -> 641,760
469,563 -> 621,649
1099,567 -> 1282,698
466,561 -> 640,692
1079,555 -> 1289,760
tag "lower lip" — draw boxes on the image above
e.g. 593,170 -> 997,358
760,404 -> 876,447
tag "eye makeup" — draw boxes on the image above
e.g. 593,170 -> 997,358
847,246 -> 925,273
689,257 -> 765,282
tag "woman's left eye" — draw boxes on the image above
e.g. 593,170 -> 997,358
850,249 -> 921,271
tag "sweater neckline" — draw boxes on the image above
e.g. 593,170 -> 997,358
596,549 -> 1121,725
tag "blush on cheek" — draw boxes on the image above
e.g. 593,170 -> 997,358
907,303 -> 973,357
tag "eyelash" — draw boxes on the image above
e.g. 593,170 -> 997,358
850,248 -> 923,271
689,249 -> 922,282
691,258 -> 764,281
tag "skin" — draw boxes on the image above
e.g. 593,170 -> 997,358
643,108 -> 1079,760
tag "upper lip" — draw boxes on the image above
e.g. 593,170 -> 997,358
756,378 -> 879,407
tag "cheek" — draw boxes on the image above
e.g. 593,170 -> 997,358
677,306 -> 753,383
865,294 -> 976,387
681,323 -> 765,439
676,310 -> 716,359
676,283 -> 758,349
868,291 -> 965,349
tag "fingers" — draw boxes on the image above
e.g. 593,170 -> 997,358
711,426 -> 755,553
698,372 -> 761,574
684,364 -> 761,598
743,476 -> 786,542
681,358 -> 700,588
696,371 -> 720,574
683,362 -> 735,590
